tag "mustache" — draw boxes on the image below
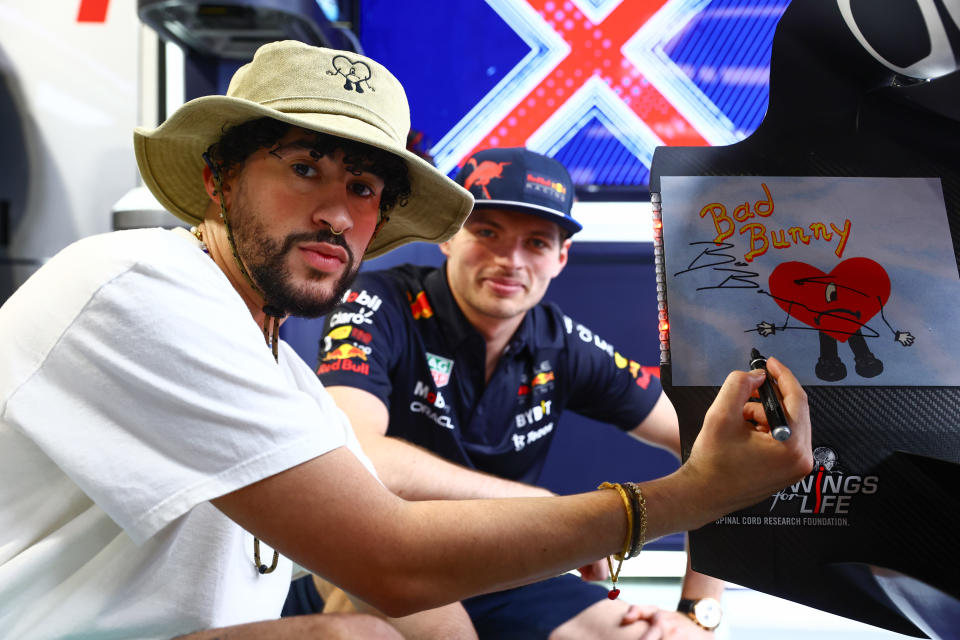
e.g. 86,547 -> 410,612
483,267 -> 525,281
280,229 -> 353,263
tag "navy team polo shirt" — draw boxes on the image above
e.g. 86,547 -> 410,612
316,263 -> 662,484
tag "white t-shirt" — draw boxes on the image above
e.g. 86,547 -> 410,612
0,228 -> 377,639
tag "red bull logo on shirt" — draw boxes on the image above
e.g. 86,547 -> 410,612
408,290 -> 434,320
531,371 -> 555,387
324,344 -> 368,362
317,344 -> 369,375
529,360 -> 556,396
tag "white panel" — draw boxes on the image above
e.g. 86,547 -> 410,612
0,1 -> 141,260
572,200 -> 654,243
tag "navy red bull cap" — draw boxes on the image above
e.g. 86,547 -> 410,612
454,148 -> 581,236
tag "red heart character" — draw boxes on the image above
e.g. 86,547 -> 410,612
767,258 -> 890,343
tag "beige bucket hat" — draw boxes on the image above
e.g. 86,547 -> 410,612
133,40 -> 473,258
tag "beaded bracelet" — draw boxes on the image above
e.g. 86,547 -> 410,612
622,482 -> 648,559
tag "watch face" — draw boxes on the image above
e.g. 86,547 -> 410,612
693,597 -> 722,629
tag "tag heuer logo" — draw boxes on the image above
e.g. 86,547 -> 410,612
426,352 -> 454,388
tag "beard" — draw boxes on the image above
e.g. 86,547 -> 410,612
230,199 -> 361,318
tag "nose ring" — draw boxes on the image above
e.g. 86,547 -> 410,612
329,226 -> 344,236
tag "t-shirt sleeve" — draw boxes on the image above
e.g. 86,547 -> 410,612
315,272 -> 405,409
4,250 -> 344,545
559,311 -> 663,431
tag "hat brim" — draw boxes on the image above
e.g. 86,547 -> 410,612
134,96 -> 473,258
470,199 -> 582,236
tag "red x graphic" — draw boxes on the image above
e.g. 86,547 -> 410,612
465,0 -> 708,162
77,0 -> 110,22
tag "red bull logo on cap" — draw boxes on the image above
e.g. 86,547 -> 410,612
526,173 -> 566,195
524,171 -> 568,205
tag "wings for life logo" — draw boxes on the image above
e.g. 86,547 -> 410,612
714,446 -> 879,528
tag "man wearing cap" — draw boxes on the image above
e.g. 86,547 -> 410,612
0,40 -> 812,640
306,147 -> 726,637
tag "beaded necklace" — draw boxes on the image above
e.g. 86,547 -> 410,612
192,178 -> 283,575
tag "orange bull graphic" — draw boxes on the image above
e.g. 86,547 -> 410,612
324,344 -> 367,362
531,371 -> 555,387
463,158 -> 510,200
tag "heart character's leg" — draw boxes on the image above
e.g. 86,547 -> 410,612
849,330 -> 883,378
815,331 -> 847,381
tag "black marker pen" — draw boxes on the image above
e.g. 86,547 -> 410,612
749,348 -> 791,441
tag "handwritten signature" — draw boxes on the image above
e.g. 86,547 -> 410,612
673,241 -> 761,291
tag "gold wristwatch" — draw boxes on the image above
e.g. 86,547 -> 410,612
677,597 -> 722,630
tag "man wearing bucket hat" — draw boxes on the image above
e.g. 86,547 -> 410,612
303,148 -> 724,638
0,40 -> 813,639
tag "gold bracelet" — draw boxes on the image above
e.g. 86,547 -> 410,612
597,482 -> 633,599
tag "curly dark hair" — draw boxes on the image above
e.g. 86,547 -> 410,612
205,117 -> 411,213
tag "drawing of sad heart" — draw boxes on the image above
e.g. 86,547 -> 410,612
756,257 -> 914,381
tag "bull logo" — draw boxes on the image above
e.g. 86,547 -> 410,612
323,344 -> 367,362
463,157 -> 511,199
408,290 -> 434,320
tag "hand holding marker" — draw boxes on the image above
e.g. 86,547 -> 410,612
749,348 -> 791,441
